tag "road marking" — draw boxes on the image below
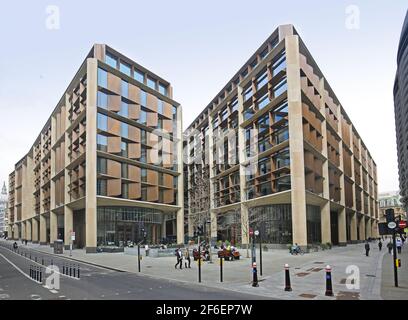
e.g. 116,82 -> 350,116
0,252 -> 34,282
50,290 -> 58,294
30,294 -> 42,300
0,294 -> 10,300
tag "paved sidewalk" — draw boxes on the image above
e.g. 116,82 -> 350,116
381,241 -> 408,300
1,239 -> 385,300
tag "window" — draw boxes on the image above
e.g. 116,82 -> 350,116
97,157 -> 107,174
134,69 -> 144,83
243,85 -> 253,101
257,115 -> 270,133
221,108 -> 228,122
243,106 -> 255,121
275,149 -> 290,168
258,93 -> 270,110
98,68 -> 107,88
105,53 -> 117,69
141,168 -> 147,182
260,47 -> 269,60
121,122 -> 129,138
274,101 -> 289,121
97,113 -> 108,131
121,141 -> 128,157
147,77 -> 156,90
97,91 -> 108,109
231,97 -> 238,112
273,78 -> 287,97
119,102 -> 128,118
272,52 -> 286,76
97,179 -> 107,196
159,83 -> 167,96
212,118 -> 219,129
158,99 -> 164,114
256,69 -> 268,90
121,163 -> 128,179
140,90 -> 147,106
97,134 -> 108,151
140,148 -> 146,162
172,106 -> 177,121
119,61 -> 131,76
121,80 -> 128,98
141,186 -> 147,201
140,110 -> 147,125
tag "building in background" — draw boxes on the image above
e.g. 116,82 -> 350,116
8,44 -> 184,252
394,10 -> 408,212
185,24 -> 379,249
379,191 -> 407,223
0,182 -> 7,237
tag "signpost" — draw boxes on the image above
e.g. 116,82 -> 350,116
70,231 -> 75,257
399,221 -> 407,229
386,209 -> 399,287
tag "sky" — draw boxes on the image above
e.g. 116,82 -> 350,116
0,0 -> 406,193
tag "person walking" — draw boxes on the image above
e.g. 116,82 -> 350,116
174,248 -> 183,269
184,248 -> 191,268
387,240 -> 393,254
396,237 -> 402,254
365,241 -> 370,257
378,240 -> 383,251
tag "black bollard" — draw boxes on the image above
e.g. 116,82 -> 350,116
51,259 -> 53,266
325,265 -> 333,296
78,265 -> 80,279
220,256 -> 223,283
39,268 -> 42,283
42,258 -> 44,265
63,264 -> 65,275
35,256 -> 37,263
137,245 -> 141,272
69,264 -> 72,277
252,262 -> 259,287
30,253 -> 31,260
30,265 -> 33,279
73,265 -> 76,278
284,264 -> 292,291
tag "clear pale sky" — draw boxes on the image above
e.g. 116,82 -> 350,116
0,0 -> 406,193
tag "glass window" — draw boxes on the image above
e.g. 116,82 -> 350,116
158,99 -> 164,114
98,68 -> 107,88
105,53 -> 117,69
97,179 -> 107,196
134,69 -> 144,83
274,101 -> 289,121
258,93 -> 270,110
119,61 -> 131,76
140,110 -> 147,125
159,83 -> 167,96
97,157 -> 107,174
141,168 -> 147,182
97,91 -> 108,109
147,77 -> 156,90
119,102 -> 128,118
272,52 -> 286,76
273,78 -> 287,98
221,108 -> 228,122
256,69 -> 268,90
140,148 -> 146,162
243,85 -> 253,101
121,80 -> 128,98
121,141 -> 128,157
121,122 -> 128,138
260,47 -> 269,60
97,135 -> 107,152
258,115 -> 270,133
97,113 -> 108,131
243,106 -> 255,121
140,90 -> 147,106
172,106 -> 177,121
231,97 -> 238,112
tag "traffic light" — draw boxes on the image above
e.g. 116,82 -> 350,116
197,225 -> 204,236
386,208 -> 395,223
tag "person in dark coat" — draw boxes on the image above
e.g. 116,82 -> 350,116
378,240 -> 382,251
174,249 -> 183,269
387,240 -> 393,254
365,241 -> 370,256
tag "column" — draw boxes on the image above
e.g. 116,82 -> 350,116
21,222 -> 26,241
321,202 -> 331,243
64,206 -> 73,250
286,34 -> 308,247
210,209 -> 217,245
338,208 -> 347,246
366,218 -> 372,239
85,58 -> 98,253
161,214 -> 167,241
350,212 -> 358,243
14,224 -> 19,240
39,214 -> 47,245
26,219 -> 32,242
240,204 -> 249,248
358,216 -> 366,242
176,104 -> 185,244
50,212 -> 58,246
32,218 -> 39,243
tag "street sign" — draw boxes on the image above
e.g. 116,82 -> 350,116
71,232 -> 76,241
254,230 -> 260,236
399,221 -> 407,229
388,222 -> 397,229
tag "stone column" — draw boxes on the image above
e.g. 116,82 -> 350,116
350,212 -> 358,243
39,214 -> 47,245
321,202 -> 331,244
26,219 -> 32,242
21,221 -> 26,241
32,218 -> 39,243
338,208 -> 347,246
64,206 -> 73,250
358,216 -> 366,242
176,102 -> 184,245
85,58 -> 98,253
50,212 -> 58,246
286,35 -> 308,248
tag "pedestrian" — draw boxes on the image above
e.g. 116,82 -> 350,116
378,240 -> 382,251
396,237 -> 402,254
365,241 -> 370,257
145,244 -> 149,256
174,249 -> 183,269
184,248 -> 191,268
13,241 -> 18,251
25,239 -> 28,246
387,240 -> 393,254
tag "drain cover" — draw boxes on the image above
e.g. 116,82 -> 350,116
366,274 -> 376,277
299,293 -> 317,299
296,272 -> 310,277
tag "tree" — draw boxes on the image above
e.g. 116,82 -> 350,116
240,206 -> 265,258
